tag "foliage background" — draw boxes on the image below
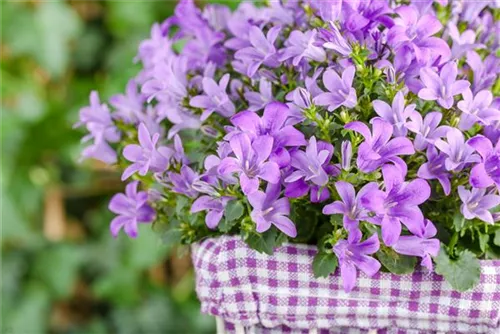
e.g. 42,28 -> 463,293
1,1 -> 230,333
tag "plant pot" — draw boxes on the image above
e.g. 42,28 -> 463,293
192,236 -> 500,334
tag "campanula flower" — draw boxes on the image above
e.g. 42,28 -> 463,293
248,183 -> 297,237
434,127 -> 480,172
345,118 -> 415,173
457,89 -> 500,131
418,62 -> 470,109
190,74 -> 235,121
279,29 -> 326,66
122,123 -> 173,180
372,91 -> 415,137
314,66 -> 357,111
417,146 -> 452,196
458,186 -> 500,224
467,135 -> 500,189
109,181 -> 155,238
406,111 -> 450,151
333,234 -> 381,293
244,79 -> 274,112
218,133 -> 280,195
191,196 -> 234,229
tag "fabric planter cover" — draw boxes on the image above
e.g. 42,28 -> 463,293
192,236 -> 500,334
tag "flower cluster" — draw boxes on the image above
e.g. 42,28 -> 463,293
77,0 -> 500,292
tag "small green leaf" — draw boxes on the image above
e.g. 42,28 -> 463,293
224,201 -> 244,222
312,252 -> 338,278
175,196 -> 190,215
494,230 -> 500,247
479,234 -> 489,253
377,248 -> 416,275
453,213 -> 466,231
245,229 -> 277,255
435,247 -> 481,292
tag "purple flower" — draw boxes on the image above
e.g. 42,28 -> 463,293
345,118 -> 415,173
393,219 -> 440,271
136,23 -> 174,68
458,186 -> 500,224
434,127 -> 480,172
418,62 -> 470,109
218,133 -> 280,195
248,183 -> 297,237
467,52 -> 500,94
190,74 -> 235,121
172,134 -> 190,165
122,123 -> 173,180
333,234 -> 381,293
284,137 -> 338,203
314,66 -> 357,111
418,146 -> 452,196
388,5 -> 450,63
229,102 -> 306,166
234,25 -> 281,77
141,57 -> 188,103
323,181 -> 379,242
191,196 -> 233,229
406,111 -> 450,151
285,136 -> 332,187
278,29 -> 326,66
447,23 -> 484,59
167,165 -> 200,198
109,181 -> 155,238
318,23 -> 352,57
244,79 -> 274,112
110,80 -> 146,123
457,89 -> 500,131
362,164 -> 430,246
372,91 -> 415,137
467,135 -> 500,189
340,140 -> 352,171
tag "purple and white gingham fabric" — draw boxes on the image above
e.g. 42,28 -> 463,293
192,236 -> 500,334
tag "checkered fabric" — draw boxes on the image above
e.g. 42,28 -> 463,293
192,236 -> 500,334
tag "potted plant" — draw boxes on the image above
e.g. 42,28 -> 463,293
76,0 -> 500,333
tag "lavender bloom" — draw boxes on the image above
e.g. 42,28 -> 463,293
333,234 -> 381,293
458,186 -> 500,224
244,79 -> 274,112
345,118 -> 415,173
285,87 -> 311,124
434,127 -> 480,172
406,111 -> 450,151
136,23 -> 173,68
285,137 -> 332,187
372,91 -> 415,137
110,80 -> 146,123
457,89 -> 500,131
190,74 -> 235,121
418,62 -> 470,109
340,141 -> 352,171
388,5 -> 450,63
318,23 -> 352,57
122,123 -> 173,180
315,0 -> 342,22
230,102 -> 306,166
418,146 -> 452,196
248,183 -> 297,237
362,164 -> 431,246
234,25 -> 281,77
314,66 -> 357,111
323,181 -> 379,242
279,29 -> 326,66
167,165 -> 199,198
467,135 -> 500,189
467,52 -> 500,93
448,23 -> 484,59
218,133 -> 280,195
191,196 -> 233,229
393,219 -> 440,271
172,134 -> 190,165
109,181 -> 155,238
141,57 -> 188,103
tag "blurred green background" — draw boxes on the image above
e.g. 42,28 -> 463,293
1,1 -> 228,333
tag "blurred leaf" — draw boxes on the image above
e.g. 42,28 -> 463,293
435,247 -> 481,292
312,252 -> 338,278
93,267 -> 141,305
5,283 -> 50,334
377,247 -> 416,275
128,227 -> 168,269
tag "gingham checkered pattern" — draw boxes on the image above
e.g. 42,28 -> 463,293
192,236 -> 500,334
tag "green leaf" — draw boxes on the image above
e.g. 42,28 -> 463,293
175,196 -> 190,215
453,212 -> 466,231
479,234 -> 489,253
245,229 -> 277,255
224,201 -> 244,222
494,230 -> 500,247
435,247 -> 481,292
377,248 -> 416,275
312,252 -> 338,278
